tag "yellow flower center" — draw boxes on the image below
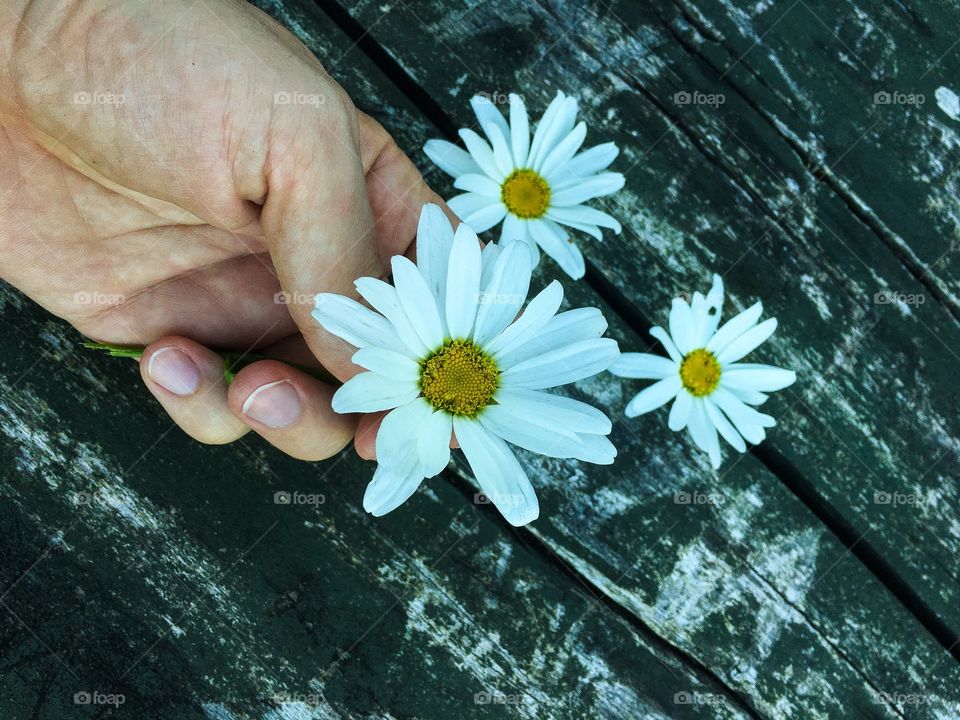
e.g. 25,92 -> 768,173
679,348 -> 722,397
420,340 -> 499,416
501,169 -> 551,219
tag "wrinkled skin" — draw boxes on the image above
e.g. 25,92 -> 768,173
0,0 -> 447,459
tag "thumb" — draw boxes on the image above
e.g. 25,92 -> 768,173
259,89 -> 383,381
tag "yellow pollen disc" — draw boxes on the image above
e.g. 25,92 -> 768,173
501,169 -> 551,219
679,348 -> 722,397
420,340 -> 499,416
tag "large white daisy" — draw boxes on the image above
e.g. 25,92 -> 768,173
609,275 -> 796,469
312,204 -> 620,526
424,91 -> 624,280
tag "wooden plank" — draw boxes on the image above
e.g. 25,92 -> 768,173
0,283 -> 747,718
670,0 -> 960,316
253,1 -> 960,717
334,0 -> 960,645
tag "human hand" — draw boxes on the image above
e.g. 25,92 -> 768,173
0,0 -> 445,460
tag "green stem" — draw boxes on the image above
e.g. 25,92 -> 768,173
83,343 -> 341,387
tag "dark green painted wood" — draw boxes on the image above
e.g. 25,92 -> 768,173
0,284 -> 745,718
335,0 -> 960,651
260,1 -> 960,717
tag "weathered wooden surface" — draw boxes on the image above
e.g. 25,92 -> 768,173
335,0 -> 960,648
0,284 -> 749,718
1,0 -> 959,718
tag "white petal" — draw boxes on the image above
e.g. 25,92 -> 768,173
690,274 -> 724,346
445,223 -> 482,338
721,364 -> 796,392
502,338 -> 620,390
509,93 -> 530,167
539,121 -> 587,179
608,352 -> 675,379
547,205 -> 622,234
471,95 -> 511,153
423,139 -> 481,178
363,464 -> 423,517
493,387 -> 612,434
498,307 -> 607,368
706,301 -> 763,354
312,294 -> 403,352
454,172 -> 502,197
731,388 -> 769,405
624,375 -> 681,417
480,242 -> 502,289
526,92 -> 566,168
711,388 -> 775,445
351,347 -> 420,381
688,399 -> 721,469
418,409 -> 453,477
487,280 -> 564,358
704,398 -> 746,453
459,128 -> 504,182
416,203 -> 454,319
463,202 -> 508,233
667,390 -> 693,431
649,326 -> 683,364
392,255 -> 445,352
332,373 -> 419,413
473,241 -> 532,345
717,318 -> 778,364
558,142 -> 620,180
530,94 -> 579,170
528,219 -> 585,280
572,433 -> 617,464
669,298 -> 697,355
454,417 -> 539,526
375,399 -> 431,466
449,192 -> 497,220
551,173 -> 625,206
479,406 -> 584,458
355,277 -> 429,357
499,213 -> 527,244
485,122 -> 515,178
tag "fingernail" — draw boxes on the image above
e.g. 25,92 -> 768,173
242,380 -> 302,429
147,347 -> 200,396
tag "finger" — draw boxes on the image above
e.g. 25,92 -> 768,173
355,411 -> 387,460
140,337 -> 249,445
228,359 -> 356,461
358,113 -> 458,262
259,89 -> 383,382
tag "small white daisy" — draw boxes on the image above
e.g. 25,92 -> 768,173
424,91 -> 624,280
312,204 -> 620,526
609,275 -> 796,469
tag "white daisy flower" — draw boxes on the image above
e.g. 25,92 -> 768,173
424,91 -> 625,281
312,204 -> 620,526
609,275 -> 796,469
